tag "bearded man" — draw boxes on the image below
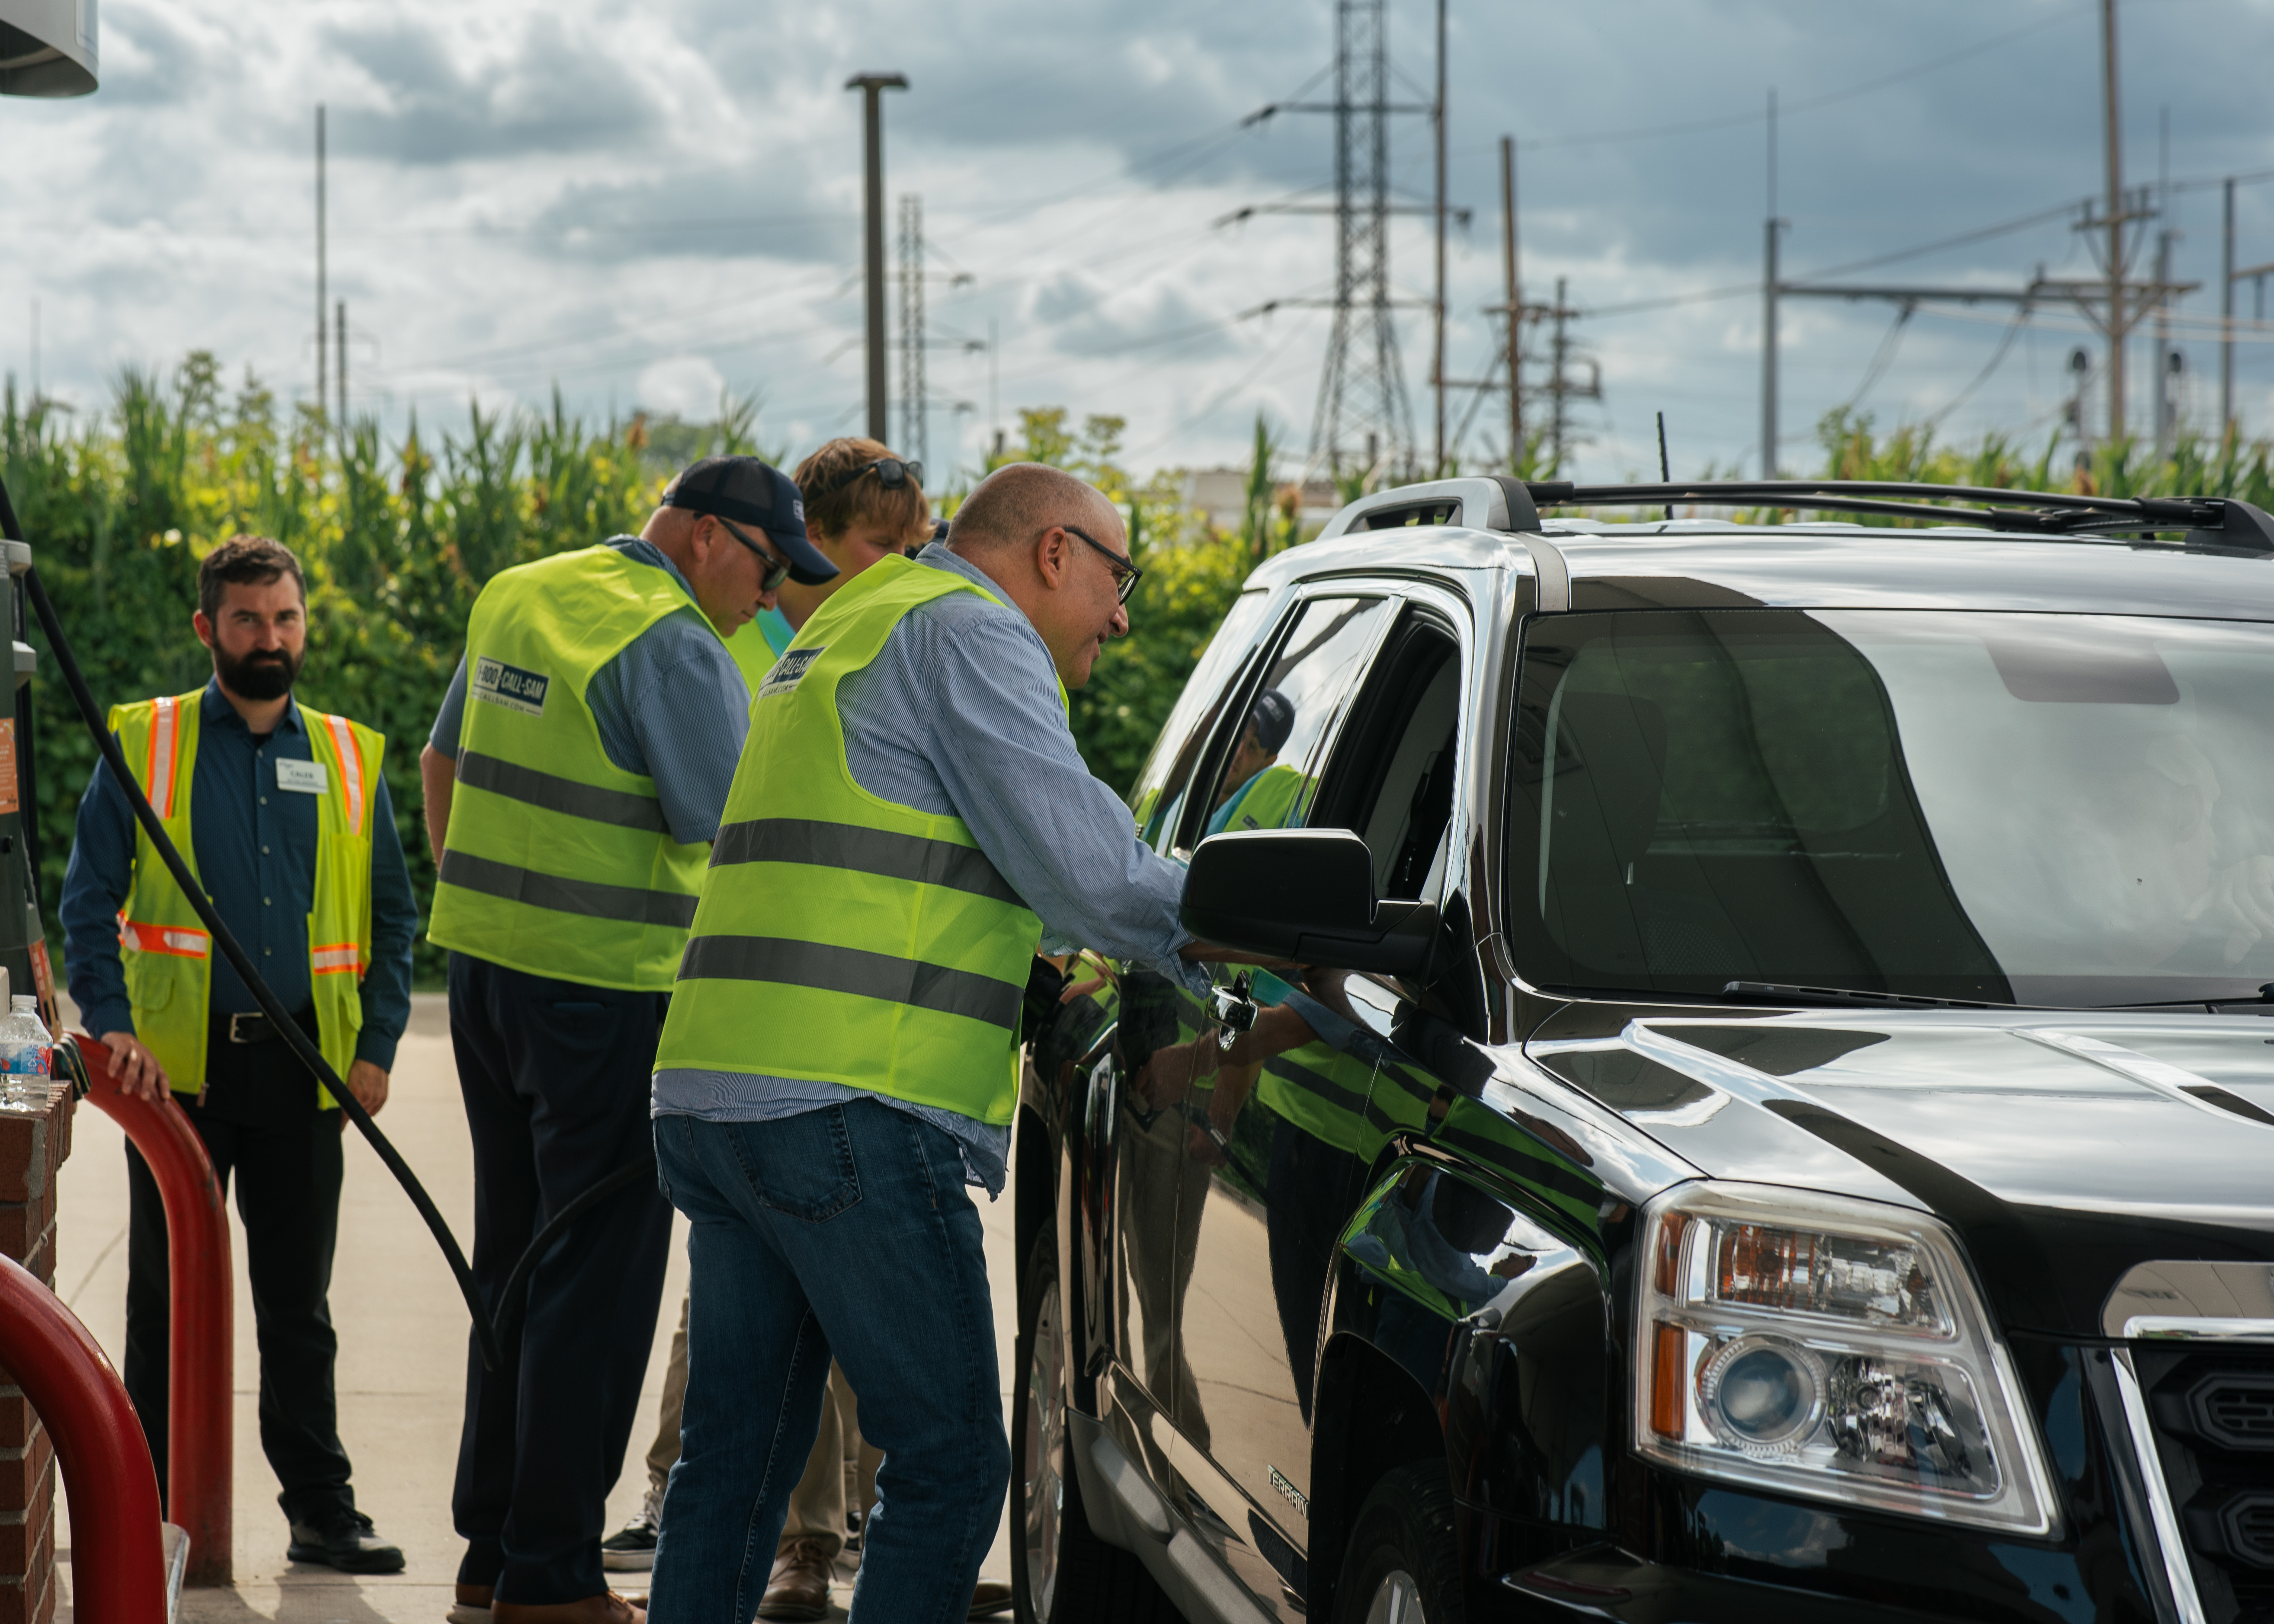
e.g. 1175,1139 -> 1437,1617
61,534 -> 419,1573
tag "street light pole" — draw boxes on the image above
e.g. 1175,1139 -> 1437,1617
846,73 -> 909,444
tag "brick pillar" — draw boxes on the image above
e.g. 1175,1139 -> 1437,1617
0,1085 -> 75,1624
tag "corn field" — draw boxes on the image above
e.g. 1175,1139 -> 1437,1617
13,356 -> 2274,985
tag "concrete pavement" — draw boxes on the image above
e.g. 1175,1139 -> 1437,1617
53,993 -> 1022,1622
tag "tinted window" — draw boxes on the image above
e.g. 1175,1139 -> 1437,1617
1178,596 -> 1396,854
1128,590 -> 1274,851
1512,609 -> 2274,1005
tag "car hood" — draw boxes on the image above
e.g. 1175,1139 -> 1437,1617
1523,1008 -> 2274,1336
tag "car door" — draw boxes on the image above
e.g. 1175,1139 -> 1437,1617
1099,588 -> 1278,1468
1154,590 -> 1471,1616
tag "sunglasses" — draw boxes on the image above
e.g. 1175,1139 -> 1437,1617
1063,524 -> 1143,604
813,457 -> 923,502
713,515 -> 791,593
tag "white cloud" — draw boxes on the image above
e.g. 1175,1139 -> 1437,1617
3,0 -> 2271,483
635,353 -> 728,420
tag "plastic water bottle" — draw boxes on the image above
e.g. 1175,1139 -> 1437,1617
0,996 -> 52,1111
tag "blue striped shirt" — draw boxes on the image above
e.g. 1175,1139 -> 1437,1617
652,544 -> 1206,1193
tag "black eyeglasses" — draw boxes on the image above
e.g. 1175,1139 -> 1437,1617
813,457 -> 923,502
1064,524 -> 1143,604
713,515 -> 791,593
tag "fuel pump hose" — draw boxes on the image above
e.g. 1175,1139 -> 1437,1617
2,480 -> 657,1373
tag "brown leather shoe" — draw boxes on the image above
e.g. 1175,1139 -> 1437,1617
754,1538 -> 834,1621
492,1593 -> 644,1624
446,1585 -> 493,1624
970,1579 -> 1013,1619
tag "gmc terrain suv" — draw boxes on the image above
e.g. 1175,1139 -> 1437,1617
1013,475 -> 2274,1624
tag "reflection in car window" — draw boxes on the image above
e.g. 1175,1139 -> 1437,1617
1128,589 -> 1274,851
1183,596 -> 1396,852
1512,609 -> 2274,1006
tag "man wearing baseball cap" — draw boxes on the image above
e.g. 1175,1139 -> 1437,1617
420,456 -> 834,1624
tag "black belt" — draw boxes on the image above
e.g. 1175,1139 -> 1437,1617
217,1010 -> 311,1045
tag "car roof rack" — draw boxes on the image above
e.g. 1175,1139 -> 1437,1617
1318,476 -> 2274,554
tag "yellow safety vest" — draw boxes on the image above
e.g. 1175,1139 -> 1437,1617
655,555 -> 1057,1125
427,546 -> 717,991
109,691 -> 383,1102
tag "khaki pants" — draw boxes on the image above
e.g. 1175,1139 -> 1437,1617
644,1291 -> 882,1557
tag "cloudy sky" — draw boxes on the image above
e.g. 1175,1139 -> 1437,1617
10,0 -> 2274,485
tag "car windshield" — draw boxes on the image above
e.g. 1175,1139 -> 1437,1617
1510,608 -> 2274,1007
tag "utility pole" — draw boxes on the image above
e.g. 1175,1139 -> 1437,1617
1500,134 -> 1521,465
1431,0 -> 1447,475
1309,0 -> 1416,481
26,298 -> 35,408
2101,0 -> 2124,441
336,301 -> 347,425
846,73 -> 908,444
898,194 -> 927,468
2222,176 -> 2236,432
2152,109 -> 2175,459
315,103 -> 327,419
1760,89 -> 1781,479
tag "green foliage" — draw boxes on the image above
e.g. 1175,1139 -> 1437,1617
1812,407 -> 2274,515
4,352 -> 704,985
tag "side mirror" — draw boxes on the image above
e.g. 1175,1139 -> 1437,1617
1180,829 -> 1438,978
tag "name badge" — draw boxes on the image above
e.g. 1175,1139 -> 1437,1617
276,758 -> 329,795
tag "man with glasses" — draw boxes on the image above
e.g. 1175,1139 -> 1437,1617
647,462 -> 1208,1622
422,457 -> 837,1624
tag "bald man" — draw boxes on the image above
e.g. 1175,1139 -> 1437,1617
646,465 -> 1215,1621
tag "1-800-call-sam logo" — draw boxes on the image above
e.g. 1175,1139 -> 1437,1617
474,656 -> 551,717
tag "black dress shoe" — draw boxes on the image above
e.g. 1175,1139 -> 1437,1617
286,1512 -> 407,1574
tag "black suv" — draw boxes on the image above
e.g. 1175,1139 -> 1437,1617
1011,475 -> 2274,1624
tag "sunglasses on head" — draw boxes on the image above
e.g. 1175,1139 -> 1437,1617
711,514 -> 791,592
813,457 -> 923,503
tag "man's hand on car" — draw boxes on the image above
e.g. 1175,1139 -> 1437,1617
1133,1032 -> 1219,1109
100,1030 -> 170,1103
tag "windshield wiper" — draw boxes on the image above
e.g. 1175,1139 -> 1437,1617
1720,980 -> 2016,1011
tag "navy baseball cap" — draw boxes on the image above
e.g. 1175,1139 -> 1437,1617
664,456 -> 839,585
1248,688 -> 1296,754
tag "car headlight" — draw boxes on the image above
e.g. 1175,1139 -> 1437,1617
1634,1181 -> 2059,1536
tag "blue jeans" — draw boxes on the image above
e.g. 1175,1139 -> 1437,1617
648,1099 -> 1009,1624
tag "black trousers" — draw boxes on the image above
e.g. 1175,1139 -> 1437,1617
448,952 -> 674,1605
124,1010 -> 355,1528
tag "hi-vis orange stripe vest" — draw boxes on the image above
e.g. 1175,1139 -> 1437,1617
108,692 -> 384,1100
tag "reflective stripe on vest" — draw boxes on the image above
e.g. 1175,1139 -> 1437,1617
456,750 -> 669,832
427,546 -> 716,990
108,692 -> 383,1100
118,917 -> 210,959
711,818 -> 1024,905
146,695 -> 184,819
656,555 -> 1057,1125
439,849 -> 698,928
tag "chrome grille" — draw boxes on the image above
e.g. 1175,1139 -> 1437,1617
2226,1495 -> 2274,1570
2194,1373 -> 2274,1452
2138,1347 -> 2274,1624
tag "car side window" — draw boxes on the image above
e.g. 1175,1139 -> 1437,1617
1323,614 -> 1465,902
1176,595 -> 1397,855
1128,590 -> 1275,852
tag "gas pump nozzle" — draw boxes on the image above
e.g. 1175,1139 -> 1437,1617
1209,970 -> 1258,1052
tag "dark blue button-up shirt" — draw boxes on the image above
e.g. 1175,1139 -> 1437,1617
60,680 -> 418,1071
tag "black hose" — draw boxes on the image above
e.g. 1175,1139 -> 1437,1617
21,563 -> 511,1373
491,1156 -> 657,1344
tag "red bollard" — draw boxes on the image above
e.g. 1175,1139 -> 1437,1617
0,1248 -> 166,1623
73,1033 -> 233,1588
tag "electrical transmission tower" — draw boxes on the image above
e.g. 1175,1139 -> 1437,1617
1312,0 -> 1414,480
898,194 -> 927,467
